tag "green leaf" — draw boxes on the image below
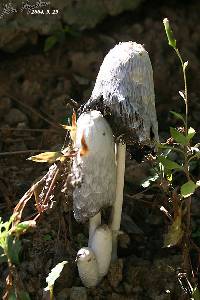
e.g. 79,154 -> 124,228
13,220 -> 36,235
186,127 -> 196,142
141,173 -> 159,188
164,214 -> 183,247
158,156 -> 183,171
0,246 -> 7,263
7,236 -> 21,265
45,261 -> 68,291
166,171 -> 173,182
43,234 -> 52,241
27,151 -> 62,163
17,291 -> 31,300
163,18 -> 176,48
181,180 -> 197,198
170,127 -> 187,145
8,290 -> 17,300
170,111 -> 185,124
44,36 -> 58,52
192,286 -> 200,300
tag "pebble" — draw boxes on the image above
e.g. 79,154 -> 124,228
0,96 -> 12,118
70,286 -> 87,300
57,288 -> 71,300
107,259 -> 123,288
4,108 -> 28,126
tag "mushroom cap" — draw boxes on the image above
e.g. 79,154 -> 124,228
90,224 -> 112,277
72,110 -> 116,223
82,42 -> 158,144
76,247 -> 99,287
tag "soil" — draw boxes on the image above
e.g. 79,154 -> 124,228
0,0 -> 200,299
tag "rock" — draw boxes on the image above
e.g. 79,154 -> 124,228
155,294 -> 171,300
121,213 -> 144,235
125,158 -> 150,186
62,0 -> 143,29
0,0 -> 143,52
4,108 -> 28,125
70,287 -> 87,300
107,259 -> 123,288
57,288 -> 71,300
49,95 -> 67,121
125,255 -> 182,299
21,80 -> 42,106
0,96 -> 12,119
69,51 -> 103,79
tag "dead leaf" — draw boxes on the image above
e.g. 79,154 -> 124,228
164,211 -> 183,247
27,151 -> 62,163
61,111 -> 77,143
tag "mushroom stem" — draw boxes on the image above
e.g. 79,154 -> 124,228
88,212 -> 101,247
111,142 -> 126,261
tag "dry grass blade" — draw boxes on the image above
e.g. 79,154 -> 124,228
3,91 -> 63,131
13,176 -> 47,226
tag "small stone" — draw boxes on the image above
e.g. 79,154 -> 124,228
70,287 -> 87,300
107,259 -> 123,288
123,282 -> 133,294
57,288 -> 71,300
155,294 -> 171,300
0,96 -> 12,118
4,108 -> 28,126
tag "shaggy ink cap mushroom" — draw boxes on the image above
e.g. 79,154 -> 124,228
82,42 -> 159,145
80,41 -> 159,261
71,110 -> 116,223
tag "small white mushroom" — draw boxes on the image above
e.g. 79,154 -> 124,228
76,247 -> 99,288
83,42 -> 159,260
90,224 -> 112,277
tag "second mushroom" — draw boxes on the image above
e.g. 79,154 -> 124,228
71,41 -> 159,287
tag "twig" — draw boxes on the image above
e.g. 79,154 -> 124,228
3,92 -> 63,131
0,128 -> 58,132
0,150 -> 48,156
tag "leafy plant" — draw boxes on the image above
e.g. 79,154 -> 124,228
0,214 -> 35,298
146,18 -> 200,296
44,25 -> 79,52
44,261 -> 68,300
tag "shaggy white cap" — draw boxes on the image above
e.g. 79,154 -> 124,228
85,41 -> 159,144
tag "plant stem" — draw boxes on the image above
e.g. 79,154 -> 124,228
175,49 -> 188,134
175,48 -> 192,274
49,286 -> 54,300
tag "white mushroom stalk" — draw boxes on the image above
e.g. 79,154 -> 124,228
88,212 -> 101,247
111,142 -> 126,260
71,110 -> 116,286
83,42 -> 159,260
